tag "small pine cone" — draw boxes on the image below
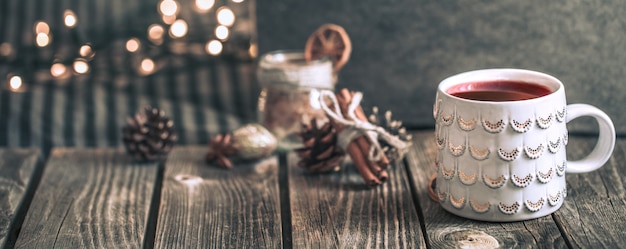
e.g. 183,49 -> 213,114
122,106 -> 177,161
368,106 -> 412,161
295,119 -> 345,173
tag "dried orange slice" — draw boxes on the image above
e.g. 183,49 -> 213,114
305,23 -> 352,74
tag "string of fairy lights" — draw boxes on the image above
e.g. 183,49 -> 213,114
0,0 -> 256,92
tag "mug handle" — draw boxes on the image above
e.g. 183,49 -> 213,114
565,104 -> 616,173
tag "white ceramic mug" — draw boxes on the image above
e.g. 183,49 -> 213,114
432,68 -> 615,222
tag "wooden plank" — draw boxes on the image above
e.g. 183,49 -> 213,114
288,153 -> 426,248
154,146 -> 282,249
15,148 -> 159,248
0,149 -> 41,249
552,136 -> 626,248
407,132 -> 566,248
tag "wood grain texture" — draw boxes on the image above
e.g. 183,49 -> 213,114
154,146 -> 282,249
287,153 -> 426,248
14,148 -> 159,248
407,132 -> 566,248
0,149 -> 41,249
552,136 -> 626,248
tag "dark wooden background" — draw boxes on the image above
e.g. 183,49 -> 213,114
257,0 -> 626,134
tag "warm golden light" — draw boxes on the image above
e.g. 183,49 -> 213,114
79,44 -> 95,59
162,14 -> 176,25
248,42 -> 258,58
36,33 -> 50,47
8,75 -> 23,91
215,25 -> 229,40
73,59 -> 89,74
50,63 -> 68,78
147,24 -> 165,45
140,58 -> 156,74
34,21 -> 50,35
159,0 -> 179,16
195,0 -> 215,12
0,43 -> 12,57
169,19 -> 188,38
126,38 -> 140,52
63,10 -> 77,28
216,7 -> 235,26
205,40 -> 223,55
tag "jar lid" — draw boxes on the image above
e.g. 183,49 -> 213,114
257,50 -> 334,89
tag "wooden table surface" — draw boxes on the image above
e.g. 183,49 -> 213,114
0,131 -> 624,248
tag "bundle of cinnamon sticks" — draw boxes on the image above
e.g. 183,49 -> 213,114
329,89 -> 390,186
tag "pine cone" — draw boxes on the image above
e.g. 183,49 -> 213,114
295,119 -> 345,173
368,106 -> 412,161
122,106 -> 177,161
206,133 -> 238,169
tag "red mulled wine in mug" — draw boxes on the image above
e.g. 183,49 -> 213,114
434,68 -> 616,222
446,80 -> 553,101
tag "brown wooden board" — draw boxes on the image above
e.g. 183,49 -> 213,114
154,146 -> 282,249
14,148 -> 159,248
0,149 -> 41,249
407,132 -> 566,248
287,153 -> 426,248
553,136 -> 626,248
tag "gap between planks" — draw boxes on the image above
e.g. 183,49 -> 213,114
1,149 -> 45,249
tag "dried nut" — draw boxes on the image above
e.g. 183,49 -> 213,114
232,124 -> 277,160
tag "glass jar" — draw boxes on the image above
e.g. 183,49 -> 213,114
257,50 -> 334,149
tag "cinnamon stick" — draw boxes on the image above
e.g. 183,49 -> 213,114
347,141 -> 381,186
377,168 -> 389,182
335,89 -> 387,185
340,89 -> 391,168
338,89 -> 390,168
356,138 -> 384,175
326,114 -> 380,185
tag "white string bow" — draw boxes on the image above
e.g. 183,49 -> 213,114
318,90 -> 409,162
